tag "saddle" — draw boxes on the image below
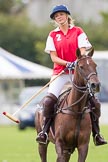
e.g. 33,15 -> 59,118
54,87 -> 72,114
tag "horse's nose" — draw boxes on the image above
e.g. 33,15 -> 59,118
91,82 -> 100,92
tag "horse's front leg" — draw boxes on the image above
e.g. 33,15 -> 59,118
55,140 -> 66,162
38,143 -> 48,162
77,144 -> 89,162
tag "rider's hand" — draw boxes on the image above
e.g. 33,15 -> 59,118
66,61 -> 76,70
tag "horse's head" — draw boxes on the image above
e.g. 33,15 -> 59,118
75,47 -> 100,93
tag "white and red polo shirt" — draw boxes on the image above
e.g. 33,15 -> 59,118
45,25 -> 92,75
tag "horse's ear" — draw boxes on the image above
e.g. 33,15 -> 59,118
87,47 -> 94,57
76,48 -> 82,59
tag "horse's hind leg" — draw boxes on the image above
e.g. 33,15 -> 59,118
38,143 -> 48,162
77,144 -> 89,162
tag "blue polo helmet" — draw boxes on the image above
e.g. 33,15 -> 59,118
50,5 -> 71,19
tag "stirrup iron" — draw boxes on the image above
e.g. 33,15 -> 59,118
36,131 -> 48,145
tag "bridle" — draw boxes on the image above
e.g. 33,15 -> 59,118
58,56 -> 98,113
72,56 -> 97,94
77,56 -> 97,80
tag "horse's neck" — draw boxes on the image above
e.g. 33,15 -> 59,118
68,74 -> 87,110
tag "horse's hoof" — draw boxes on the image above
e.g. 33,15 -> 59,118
36,132 -> 48,145
94,134 -> 107,146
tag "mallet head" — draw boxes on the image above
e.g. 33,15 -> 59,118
3,112 -> 20,123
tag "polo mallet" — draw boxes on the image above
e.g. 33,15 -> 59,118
2,69 -> 66,123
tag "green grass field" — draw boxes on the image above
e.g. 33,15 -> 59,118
0,125 -> 108,162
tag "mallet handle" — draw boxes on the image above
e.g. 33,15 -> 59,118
2,70 -> 65,123
14,70 -> 64,114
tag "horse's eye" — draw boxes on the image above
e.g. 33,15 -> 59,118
79,65 -> 83,69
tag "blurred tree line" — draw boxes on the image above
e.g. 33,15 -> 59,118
0,0 -> 53,69
0,0 -> 108,70
81,11 -> 108,51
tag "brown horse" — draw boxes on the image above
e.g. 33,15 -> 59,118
35,48 -> 100,162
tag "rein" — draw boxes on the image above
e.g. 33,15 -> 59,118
57,89 -> 89,116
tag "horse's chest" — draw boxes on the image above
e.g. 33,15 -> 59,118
55,113 -> 91,137
55,114 -> 76,132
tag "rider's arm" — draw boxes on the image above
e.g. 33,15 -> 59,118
50,51 -> 67,66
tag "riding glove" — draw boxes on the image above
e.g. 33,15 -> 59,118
66,61 -> 76,70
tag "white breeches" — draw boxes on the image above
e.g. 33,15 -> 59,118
48,74 -> 73,98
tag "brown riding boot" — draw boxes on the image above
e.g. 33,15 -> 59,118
36,93 -> 57,144
90,96 -> 107,146
36,118 -> 50,144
